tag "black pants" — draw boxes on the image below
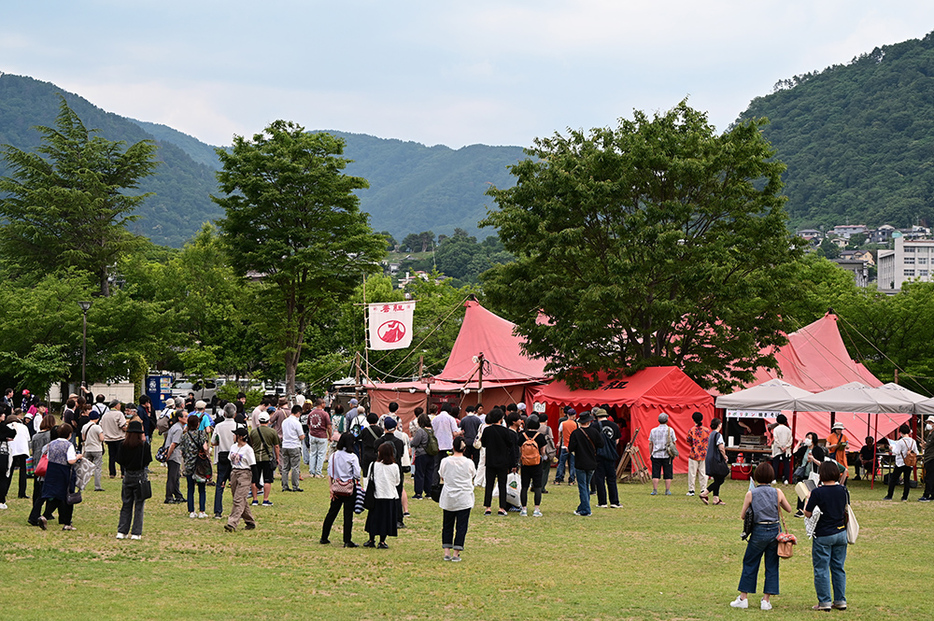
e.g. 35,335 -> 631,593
43,497 -> 74,525
106,440 -> 124,477
887,464 -> 913,500
925,461 -> 934,498
28,479 -> 46,524
165,460 -> 183,502
433,449 -> 452,486
464,444 -> 480,467
520,464 -> 542,507
442,508 -> 471,550
322,494 -> 355,543
11,454 -> 28,497
707,473 -> 726,497
0,454 -> 11,502
594,457 -> 620,506
413,454 -> 432,496
484,466 -> 509,511
771,455 -> 791,483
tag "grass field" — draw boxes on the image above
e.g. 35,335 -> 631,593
0,467 -> 931,621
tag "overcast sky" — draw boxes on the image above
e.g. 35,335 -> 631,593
3,2 -> 934,148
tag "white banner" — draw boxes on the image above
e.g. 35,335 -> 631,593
726,409 -> 780,419
367,302 -> 416,350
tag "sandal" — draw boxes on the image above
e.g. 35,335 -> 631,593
484,509 -> 492,516
699,494 -> 709,505
62,525 -> 77,531
498,510 -> 508,516
713,500 -> 726,505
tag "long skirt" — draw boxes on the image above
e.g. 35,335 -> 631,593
365,498 -> 399,539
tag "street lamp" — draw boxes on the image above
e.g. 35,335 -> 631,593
78,300 -> 93,388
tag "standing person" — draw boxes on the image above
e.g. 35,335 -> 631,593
374,418 -> 406,528
100,402 -> 127,479
593,408 -> 621,509
554,408 -> 578,486
249,412 -> 280,507
567,410 -> 604,517
410,414 -> 432,499
181,415 -> 209,518
163,410 -> 187,504
770,414 -> 793,485
115,420 -> 152,539
884,424 -> 918,502
7,411 -> 31,499
210,404 -> 239,518
38,424 -> 83,531
269,397 -> 289,440
306,398 -> 331,478
792,432 -> 825,517
27,414 -> 56,526
920,418 -> 934,501
81,411 -> 105,492
459,406 -> 483,466
320,432 -> 360,546
359,412 -> 381,478
431,404 -> 462,485
0,410 -> 15,510
439,437 -> 477,561
481,408 -> 513,516
518,416 -> 546,517
225,427 -> 257,532
700,418 -> 729,506
730,462 -> 793,610
826,422 -> 849,481
686,411 -> 710,497
280,405 -> 305,493
537,412 -> 557,494
804,461 -> 850,611
364,442 -> 400,549
648,413 -> 676,496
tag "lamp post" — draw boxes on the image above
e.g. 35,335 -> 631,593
78,300 -> 93,388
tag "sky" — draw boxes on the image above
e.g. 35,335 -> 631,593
2,1 -> 934,149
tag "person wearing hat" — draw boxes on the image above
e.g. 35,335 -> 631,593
249,411 -> 280,506
567,410 -> 605,516
825,423 -> 849,476
81,410 -> 106,492
770,414 -> 794,485
919,418 -> 934,501
648,413 -> 676,496
115,420 -> 152,539
554,407 -> 579,486
226,426 -> 257,532
593,408 -> 621,509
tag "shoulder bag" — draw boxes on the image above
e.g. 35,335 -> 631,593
776,497 -> 796,558
845,488 -> 859,544
363,463 -> 377,510
666,428 -> 679,459
35,453 -> 49,478
329,474 -> 355,497
140,468 -> 153,500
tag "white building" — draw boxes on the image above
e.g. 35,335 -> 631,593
877,235 -> 934,292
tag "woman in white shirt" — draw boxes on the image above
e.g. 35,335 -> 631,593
770,415 -> 794,485
364,442 -> 400,549
225,427 -> 257,532
884,424 -> 919,501
321,433 -> 361,547
439,437 -> 477,561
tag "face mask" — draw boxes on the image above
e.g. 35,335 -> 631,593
927,424 -> 933,431
803,438 -> 812,447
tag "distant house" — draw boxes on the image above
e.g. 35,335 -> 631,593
870,225 -> 896,244
833,258 -> 871,288
830,224 -> 868,239
797,229 -> 822,241
877,235 -> 934,292
830,237 -> 848,249
839,250 -> 874,266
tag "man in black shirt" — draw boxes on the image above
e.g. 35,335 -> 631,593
594,408 -> 621,508
567,411 -> 604,516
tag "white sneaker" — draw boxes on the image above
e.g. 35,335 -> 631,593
198,512 -> 208,519
730,596 -> 748,609
130,535 -> 142,540
189,512 -> 197,519
686,491 -> 695,496
0,503 -> 7,510
532,509 -> 543,517
760,599 -> 772,611
116,533 -> 126,539
520,508 -> 527,516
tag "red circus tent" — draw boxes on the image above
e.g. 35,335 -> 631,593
528,367 -> 714,474
366,301 -> 550,426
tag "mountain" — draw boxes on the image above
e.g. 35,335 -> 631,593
736,31 -> 934,232
0,73 -> 525,247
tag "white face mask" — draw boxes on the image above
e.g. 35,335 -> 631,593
926,424 -> 933,431
803,438 -> 812,447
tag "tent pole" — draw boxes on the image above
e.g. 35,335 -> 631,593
871,414 -> 878,490
791,411 -> 798,442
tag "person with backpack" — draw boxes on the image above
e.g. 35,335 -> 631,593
181,415 -> 210,518
567,410 -> 604,516
593,408 -> 621,509
306,398 -> 331,478
249,412 -> 281,507
554,408 -> 579,486
537,411 -> 557,494
884,423 -> 918,501
518,416 -> 547,517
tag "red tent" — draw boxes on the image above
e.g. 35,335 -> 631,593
529,367 -> 714,474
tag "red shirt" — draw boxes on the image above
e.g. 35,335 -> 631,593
687,425 -> 711,461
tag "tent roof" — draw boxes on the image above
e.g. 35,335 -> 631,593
714,379 -> 813,411
534,366 -> 713,411
436,301 -> 549,384
795,381 -> 915,414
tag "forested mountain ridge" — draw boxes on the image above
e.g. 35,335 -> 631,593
0,73 -> 524,247
737,30 -> 934,232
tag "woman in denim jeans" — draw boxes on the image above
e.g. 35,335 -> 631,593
731,462 -> 793,610
804,461 -> 849,611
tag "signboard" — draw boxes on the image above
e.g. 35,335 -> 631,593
367,302 -> 416,350
726,409 -> 780,419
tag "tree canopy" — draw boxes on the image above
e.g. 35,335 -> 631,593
214,121 -> 386,394
482,101 -> 802,391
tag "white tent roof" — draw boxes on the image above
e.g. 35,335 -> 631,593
795,381 -> 916,414
714,379 -> 813,411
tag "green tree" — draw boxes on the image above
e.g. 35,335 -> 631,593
0,97 -> 157,295
818,237 -> 842,259
213,121 -> 386,394
846,233 -> 867,249
482,101 -> 801,391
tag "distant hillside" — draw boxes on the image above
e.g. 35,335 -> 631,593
737,31 -> 934,232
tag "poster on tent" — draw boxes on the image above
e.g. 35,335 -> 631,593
726,409 -> 780,419
367,301 -> 416,350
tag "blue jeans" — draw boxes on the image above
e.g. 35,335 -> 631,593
812,530 -> 847,605
186,475 -> 206,513
555,447 -> 576,483
738,523 -> 780,595
576,469 -> 594,515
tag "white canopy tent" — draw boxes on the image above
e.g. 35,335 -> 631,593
714,378 -> 813,412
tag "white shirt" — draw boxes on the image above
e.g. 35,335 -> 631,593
439,454 -> 477,511
212,419 -> 240,459
369,461 -> 400,499
281,415 -> 304,449
82,422 -> 105,452
771,424 -> 793,457
892,436 -> 919,468
649,424 -> 675,459
9,422 -> 30,456
229,443 -> 256,470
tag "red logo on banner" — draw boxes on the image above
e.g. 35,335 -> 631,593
378,320 -> 406,344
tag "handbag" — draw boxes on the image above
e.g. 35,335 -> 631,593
845,489 -> 859,544
776,498 -> 796,558
710,433 -> 730,477
429,482 -> 443,503
330,476 -> 354,497
354,483 -> 365,514
741,505 -> 755,541
67,490 -> 83,505
35,454 -> 49,478
140,469 -> 153,500
363,464 -> 376,510
666,428 -> 679,459
26,456 -> 35,477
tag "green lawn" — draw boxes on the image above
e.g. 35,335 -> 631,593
0,469 -> 930,620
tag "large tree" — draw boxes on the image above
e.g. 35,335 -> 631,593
214,122 -> 386,394
0,97 -> 157,296
482,101 -> 802,392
